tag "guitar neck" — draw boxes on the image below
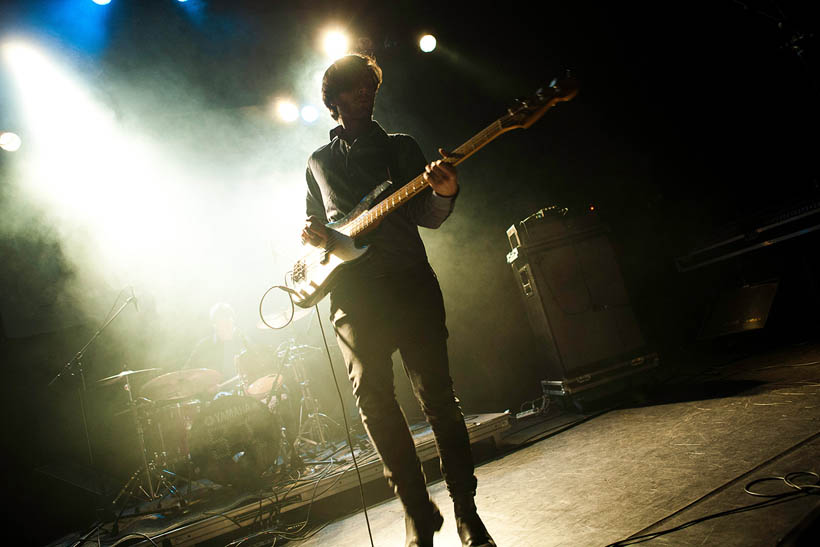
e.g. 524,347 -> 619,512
346,119 -> 506,238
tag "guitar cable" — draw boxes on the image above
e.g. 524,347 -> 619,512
258,286 -> 375,547
314,302 -> 375,547
258,279 -> 299,330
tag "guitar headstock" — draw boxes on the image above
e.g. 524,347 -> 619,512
500,74 -> 579,131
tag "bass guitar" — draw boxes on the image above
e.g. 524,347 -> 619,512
284,76 -> 579,308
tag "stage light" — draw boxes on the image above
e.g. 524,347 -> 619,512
419,34 -> 437,53
275,99 -> 299,123
92,0 -> 111,5
0,132 -> 22,152
301,106 -> 319,123
176,0 -> 205,24
322,30 -> 349,60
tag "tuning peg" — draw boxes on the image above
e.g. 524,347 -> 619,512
508,97 -> 529,114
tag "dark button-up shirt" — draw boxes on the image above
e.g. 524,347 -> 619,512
184,333 -> 242,379
305,121 -> 456,278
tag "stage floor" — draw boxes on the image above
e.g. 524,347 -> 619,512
295,342 -> 820,547
48,340 -> 820,546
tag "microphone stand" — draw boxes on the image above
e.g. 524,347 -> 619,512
48,294 -> 138,492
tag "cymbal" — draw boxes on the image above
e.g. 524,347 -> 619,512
97,368 -> 162,386
257,306 -> 313,329
140,368 -> 222,401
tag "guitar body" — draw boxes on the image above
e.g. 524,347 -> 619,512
285,181 -> 392,308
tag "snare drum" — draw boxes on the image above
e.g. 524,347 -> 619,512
246,373 -> 285,401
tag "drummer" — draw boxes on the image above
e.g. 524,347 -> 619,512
184,302 -> 247,395
184,303 -> 304,470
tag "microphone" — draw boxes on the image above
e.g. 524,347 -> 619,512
130,286 -> 140,312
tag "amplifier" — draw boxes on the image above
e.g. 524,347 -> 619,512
507,207 -> 656,394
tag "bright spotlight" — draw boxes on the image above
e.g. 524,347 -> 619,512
0,132 -> 22,152
275,99 -> 299,123
419,34 -> 437,53
92,0 -> 112,5
301,105 -> 319,123
322,30 -> 349,60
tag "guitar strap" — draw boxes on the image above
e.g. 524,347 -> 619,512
386,134 -> 401,188
369,134 -> 401,205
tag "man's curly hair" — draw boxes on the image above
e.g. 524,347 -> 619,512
321,54 -> 383,121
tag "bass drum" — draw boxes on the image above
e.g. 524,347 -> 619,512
188,395 -> 280,486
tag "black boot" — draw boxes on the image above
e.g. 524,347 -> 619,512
454,496 -> 495,547
404,499 -> 444,547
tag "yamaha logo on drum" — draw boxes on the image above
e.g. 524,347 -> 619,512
202,400 -> 256,427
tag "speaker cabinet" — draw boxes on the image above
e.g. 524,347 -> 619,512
507,208 -> 656,394
698,281 -> 778,340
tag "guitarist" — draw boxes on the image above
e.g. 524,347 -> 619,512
301,54 -> 495,547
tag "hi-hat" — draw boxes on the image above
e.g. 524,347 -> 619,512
97,368 -> 162,386
140,368 -> 222,401
257,306 -> 313,329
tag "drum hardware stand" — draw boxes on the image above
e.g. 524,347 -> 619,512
109,376 -> 191,528
255,346 -> 304,475
108,464 -> 188,537
290,356 -> 339,454
125,373 -> 158,497
109,456 -> 192,524
48,290 -> 139,502
262,424 -> 298,479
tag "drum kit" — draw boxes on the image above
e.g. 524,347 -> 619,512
98,338 -> 334,505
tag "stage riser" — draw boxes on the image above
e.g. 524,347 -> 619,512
116,413 -> 510,547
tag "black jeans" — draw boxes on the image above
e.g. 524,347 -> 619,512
331,264 -> 477,506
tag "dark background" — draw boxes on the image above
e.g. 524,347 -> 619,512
1,0 -> 819,544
